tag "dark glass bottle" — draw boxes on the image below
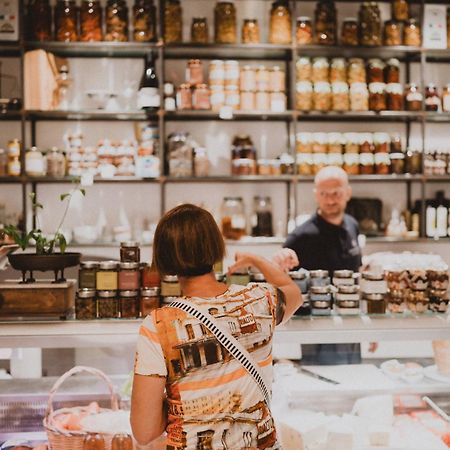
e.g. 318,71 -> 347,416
137,52 -> 160,110
28,0 -> 52,41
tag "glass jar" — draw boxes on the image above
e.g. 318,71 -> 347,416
112,434 -> 133,450
443,84 -> 450,112
97,290 -> 118,319
7,156 -> 20,177
186,59 -> 204,86
335,285 -> 360,314
312,132 -> 328,153
120,241 -> 140,262
226,86 -> 241,109
364,293 -> 386,314
251,196 -> 273,237
289,270 -> 309,294
313,82 -> 331,111
360,133 -> 374,153
343,152 -> 360,175
215,1 -> 237,44
25,146 -> 45,177
270,92 -> 286,112
375,152 -> 391,174
344,133 -> 360,153
384,58 -> 400,83
333,269 -> 355,286
296,132 -> 313,153
231,135 -> 257,174
369,82 -> 387,111
405,148 -> 422,174
85,434 -> 105,449
347,58 -> 366,84
79,261 -> 99,289
332,82 -> 349,111
119,290 -> 139,318
192,84 -> 211,110
405,83 -> 423,111
240,66 -> 256,92
269,0 -> 292,44
164,0 -> 182,43
46,147 -> 66,178
341,18 -> 358,46
404,18 -> 421,47
270,66 -> 285,92
384,20 -> 402,46
330,58 -> 346,83
194,147 -> 210,176
296,16 -> 313,45
360,152 -> 375,174
296,57 -> 312,81
55,0 -> 79,42
240,91 -> 255,110
118,262 -> 140,290
176,83 -> 193,110
221,196 -> 246,239
309,269 -> 330,287
373,133 -> 390,153
296,81 -> 313,110
242,19 -> 260,44
425,84 -> 441,112
358,2 -> 382,46
360,271 -> 387,294
256,65 -> 270,92
141,264 -> 161,288
368,59 -> 385,84
96,261 -> 119,291
328,133 -> 343,153
191,17 -> 208,43
76,288 -> 97,320
167,132 -> 194,177
350,83 -> 369,111
161,275 -> 181,297
310,286 -> 332,315
0,149 -> 7,176
392,0 -> 409,22
312,57 -> 329,83
314,0 -> 337,45
386,83 -> 404,110
133,0 -> 156,42
28,0 -> 52,41
390,152 -> 405,174
80,0 -> 103,42
140,287 -> 160,317
296,153 -> 313,175
105,0 -> 129,42
255,91 -> 270,110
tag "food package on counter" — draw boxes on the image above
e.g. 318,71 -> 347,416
363,251 -> 448,272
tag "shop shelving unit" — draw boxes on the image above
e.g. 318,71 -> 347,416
1,0 -> 450,242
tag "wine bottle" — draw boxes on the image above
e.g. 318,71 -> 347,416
137,51 -> 160,110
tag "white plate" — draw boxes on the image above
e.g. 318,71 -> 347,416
424,365 -> 450,384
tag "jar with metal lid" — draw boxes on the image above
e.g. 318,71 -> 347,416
314,0 -> 337,45
384,59 -> 400,84
250,272 -> 266,283
407,289 -> 429,313
289,270 -> 309,294
191,17 -> 208,43
215,1 -> 237,44
105,0 -> 129,42
167,132 -> 194,177
309,269 -> 330,287
140,287 -> 160,316
118,262 -> 140,290
335,285 -> 360,314
133,0 -> 156,42
176,83 -> 193,110
251,196 -> 273,237
392,0 -> 409,22
28,0 -> 52,41
96,261 -> 119,291
425,84 -> 441,112
97,290 -> 118,319
312,57 -> 329,83
79,261 -> 99,289
350,83 -> 369,111
242,19 -> 260,44
347,58 -> 366,84
296,57 -> 312,81
368,59 -> 385,84
161,275 -> 181,297
386,83 -> 404,111
164,0 -> 182,43
120,241 -> 140,262
360,133 -> 374,153
296,16 -> 313,45
364,293 -> 386,314
46,147 -> 66,178
369,82 -> 387,111
141,264 -> 160,288
358,2 -> 382,46
373,133 -> 390,153
296,81 -> 313,111
341,18 -> 358,46
310,286 -> 332,315
25,146 -> 45,177
405,83 -> 423,111
76,288 -> 97,319
192,84 -> 211,110
227,269 -> 250,286
55,0 -> 79,42
186,59 -> 204,86
119,290 -> 139,318
313,82 -> 331,111
360,271 -> 387,294
269,0 -> 292,44
384,20 -> 402,46
332,270 -> 354,286
221,196 -> 246,239
80,0 -> 103,42
270,66 -> 285,92
403,18 -> 421,46
332,82 -> 349,111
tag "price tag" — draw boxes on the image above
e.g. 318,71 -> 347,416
219,106 -> 233,120
80,172 -> 94,186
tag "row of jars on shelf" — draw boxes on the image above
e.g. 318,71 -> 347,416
29,0 -> 157,42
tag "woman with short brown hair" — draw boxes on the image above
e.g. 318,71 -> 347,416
131,204 -> 302,449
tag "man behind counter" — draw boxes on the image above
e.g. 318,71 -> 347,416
273,165 -> 363,365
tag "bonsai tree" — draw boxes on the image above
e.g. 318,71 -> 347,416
2,184 -> 85,255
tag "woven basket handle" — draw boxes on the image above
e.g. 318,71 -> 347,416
46,365 -> 119,419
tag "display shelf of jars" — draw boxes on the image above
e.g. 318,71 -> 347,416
24,41 -> 161,58
0,110 -> 23,121
164,110 -> 294,121
297,174 -> 423,182
162,175 -> 294,183
295,111 -> 422,122
25,110 -> 154,121
0,42 -> 21,56
26,176 -> 159,184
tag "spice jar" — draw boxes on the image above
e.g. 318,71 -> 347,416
347,58 -> 366,84
405,83 -> 423,111
140,287 -> 160,316
425,84 -> 441,112
191,17 -> 208,43
79,261 -> 99,289
242,19 -> 260,44
384,20 -> 402,46
368,59 -> 385,84
404,18 -> 421,46
359,2 -> 382,46
28,0 -> 52,41
296,81 -> 313,110
105,0 -> 129,42
80,0 -> 103,42
133,0 -> 157,42
97,290 -> 118,319
386,83 -> 404,110
221,196 -> 246,239
192,84 -> 211,110
164,0 -> 182,43
120,241 -> 140,262
350,83 -> 369,111
251,196 -> 273,237
96,261 -> 119,291
296,57 -> 312,81
269,0 -> 292,44
443,84 -> 450,112
119,290 -> 139,318
314,0 -> 337,45
312,57 -> 329,83
341,18 -> 358,46
215,1 -> 237,44
384,58 -> 400,83
364,293 -> 386,314
369,82 -> 387,111
46,147 -> 66,178
392,0 -> 409,22
332,82 -> 349,111
55,0 -> 79,42
76,288 -> 97,320
310,286 -> 332,315
296,16 -> 313,45
313,82 -> 331,111
161,275 -> 181,297
118,262 -> 140,290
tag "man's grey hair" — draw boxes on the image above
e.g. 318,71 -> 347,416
314,166 -> 349,186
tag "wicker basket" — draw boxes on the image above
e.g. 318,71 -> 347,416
432,340 -> 450,375
43,365 -> 120,450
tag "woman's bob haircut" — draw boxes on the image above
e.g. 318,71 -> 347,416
152,204 -> 225,277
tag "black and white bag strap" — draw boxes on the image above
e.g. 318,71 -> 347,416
168,299 -> 272,407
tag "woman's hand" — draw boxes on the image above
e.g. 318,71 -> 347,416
227,252 -> 257,275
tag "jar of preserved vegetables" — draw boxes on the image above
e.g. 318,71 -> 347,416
242,19 -> 260,44
404,18 -> 421,47
314,0 -> 337,45
119,290 -> 139,318
358,2 -> 382,46
384,58 -> 400,83
97,290 -> 118,319
140,287 -> 160,316
164,0 -> 182,43
105,0 -> 129,42
215,1 -> 237,44
350,82 -> 369,111
368,59 -> 385,83
312,57 -> 329,83
269,0 -> 292,44
330,58 -> 346,83
313,82 -> 331,111
191,17 -> 208,43
341,18 -> 358,46
347,58 -> 366,84
296,16 -> 313,45
392,0 -> 409,22
405,83 -> 423,111
332,82 -> 349,111
76,288 -> 97,319
369,82 -> 387,111
296,81 -> 313,110
55,0 -> 79,42
296,56 -> 311,81
133,0 -> 156,42
81,0 -> 103,42
28,0 -> 52,41
384,19 -> 402,46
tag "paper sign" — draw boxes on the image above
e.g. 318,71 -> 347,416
423,5 -> 447,49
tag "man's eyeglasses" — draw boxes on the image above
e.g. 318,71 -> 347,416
315,188 -> 346,199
